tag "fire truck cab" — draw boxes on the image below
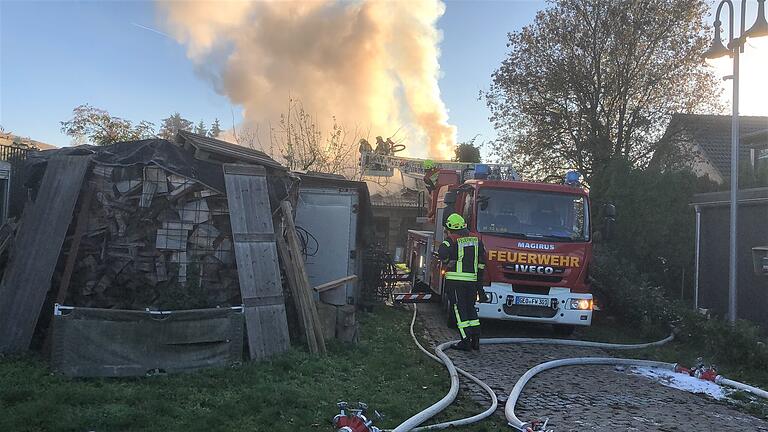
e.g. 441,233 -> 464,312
408,166 -> 594,332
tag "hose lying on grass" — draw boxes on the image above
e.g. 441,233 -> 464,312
390,304 -> 498,432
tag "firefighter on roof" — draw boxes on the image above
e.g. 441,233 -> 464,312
438,213 -> 488,351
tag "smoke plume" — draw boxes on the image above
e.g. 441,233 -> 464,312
157,0 -> 456,158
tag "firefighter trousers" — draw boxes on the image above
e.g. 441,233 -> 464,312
448,280 -> 481,338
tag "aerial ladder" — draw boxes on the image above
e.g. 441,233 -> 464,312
359,150 -> 520,181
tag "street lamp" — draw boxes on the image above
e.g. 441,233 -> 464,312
703,0 -> 768,323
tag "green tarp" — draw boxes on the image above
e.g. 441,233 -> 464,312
52,306 -> 243,377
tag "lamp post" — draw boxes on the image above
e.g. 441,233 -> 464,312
703,0 -> 768,323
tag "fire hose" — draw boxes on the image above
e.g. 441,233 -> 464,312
387,305 -> 678,432
390,305 -> 498,432
358,305 -> 768,432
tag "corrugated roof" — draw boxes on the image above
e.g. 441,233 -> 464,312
175,130 -> 285,170
669,114 -> 768,181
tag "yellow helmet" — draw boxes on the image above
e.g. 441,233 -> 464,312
445,213 -> 467,230
423,159 -> 436,170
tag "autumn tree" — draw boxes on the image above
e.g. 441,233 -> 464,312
263,98 -> 360,178
60,104 -> 156,146
158,113 -> 194,140
486,0 -> 720,183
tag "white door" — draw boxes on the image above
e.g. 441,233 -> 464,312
295,189 -> 356,306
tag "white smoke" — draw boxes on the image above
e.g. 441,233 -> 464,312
156,0 -> 457,158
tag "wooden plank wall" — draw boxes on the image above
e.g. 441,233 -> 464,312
223,164 -> 290,359
0,155 -> 91,353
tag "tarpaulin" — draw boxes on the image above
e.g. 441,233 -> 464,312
24,138 -> 295,210
51,306 -> 244,377
25,139 -> 226,193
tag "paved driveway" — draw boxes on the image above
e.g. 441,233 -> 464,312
416,303 -> 768,431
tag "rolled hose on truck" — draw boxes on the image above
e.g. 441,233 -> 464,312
384,305 -> 768,432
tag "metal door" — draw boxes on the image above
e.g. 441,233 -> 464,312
296,188 -> 358,306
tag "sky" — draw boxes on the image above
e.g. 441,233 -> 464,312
0,0 -> 766,150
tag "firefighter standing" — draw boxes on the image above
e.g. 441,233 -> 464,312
438,213 -> 488,351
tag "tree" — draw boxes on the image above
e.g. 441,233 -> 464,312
454,138 -> 482,163
264,98 -> 360,178
593,158 -> 718,298
209,118 -> 222,138
60,104 -> 156,146
194,120 -> 207,136
486,0 -> 720,183
158,113 -> 193,140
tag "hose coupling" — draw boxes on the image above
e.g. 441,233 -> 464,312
522,417 -> 552,432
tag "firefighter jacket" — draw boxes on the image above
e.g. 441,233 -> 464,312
438,233 -> 486,282
424,168 -> 439,191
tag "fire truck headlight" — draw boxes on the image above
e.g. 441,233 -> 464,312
569,298 -> 593,310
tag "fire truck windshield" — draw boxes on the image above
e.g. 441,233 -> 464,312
475,188 -> 589,242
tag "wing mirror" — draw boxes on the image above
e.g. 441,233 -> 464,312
602,203 -> 616,241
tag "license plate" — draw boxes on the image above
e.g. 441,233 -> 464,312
514,296 -> 551,307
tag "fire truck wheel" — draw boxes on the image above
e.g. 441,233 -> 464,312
553,324 -> 575,336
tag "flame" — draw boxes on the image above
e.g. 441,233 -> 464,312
156,0 -> 456,159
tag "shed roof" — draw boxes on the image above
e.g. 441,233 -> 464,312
175,130 -> 285,170
691,186 -> 768,208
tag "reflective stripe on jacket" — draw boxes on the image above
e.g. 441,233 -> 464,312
440,236 -> 481,282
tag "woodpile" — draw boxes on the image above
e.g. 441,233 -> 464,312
59,163 -> 241,310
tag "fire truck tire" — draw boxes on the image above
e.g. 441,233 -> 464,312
553,324 -> 575,336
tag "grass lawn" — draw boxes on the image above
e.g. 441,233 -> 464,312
0,305 -> 506,432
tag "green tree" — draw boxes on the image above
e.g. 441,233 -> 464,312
592,157 -> 718,298
194,120 -> 207,136
486,0 -> 720,183
158,113 -> 193,140
454,138 -> 482,163
209,118 -> 222,138
60,104 -> 155,146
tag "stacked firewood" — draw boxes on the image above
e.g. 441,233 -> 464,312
61,163 -> 241,310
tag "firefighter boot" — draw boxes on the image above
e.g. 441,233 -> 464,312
471,334 -> 480,351
452,337 -> 472,351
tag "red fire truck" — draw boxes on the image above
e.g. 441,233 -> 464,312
362,152 -> 609,334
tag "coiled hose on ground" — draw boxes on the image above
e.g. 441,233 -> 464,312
390,304 -> 766,432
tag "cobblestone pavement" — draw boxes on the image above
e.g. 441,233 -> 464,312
416,302 -> 768,431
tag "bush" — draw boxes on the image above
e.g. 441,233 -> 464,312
675,310 -> 768,372
591,246 -> 678,336
593,245 -> 768,372
590,158 -> 719,300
